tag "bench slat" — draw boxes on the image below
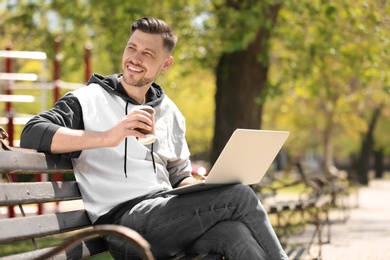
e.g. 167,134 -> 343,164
0,237 -> 107,260
265,199 -> 310,214
0,210 -> 91,243
285,245 -> 307,259
0,181 -> 81,206
0,150 -> 73,173
315,194 -> 332,208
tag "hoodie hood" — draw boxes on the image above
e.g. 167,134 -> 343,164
86,73 -> 165,107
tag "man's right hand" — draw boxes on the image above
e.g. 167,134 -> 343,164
50,108 -> 153,153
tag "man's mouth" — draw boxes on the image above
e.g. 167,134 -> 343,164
127,65 -> 143,73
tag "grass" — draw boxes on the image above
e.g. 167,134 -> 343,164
259,176 -> 309,195
0,236 -> 64,257
0,234 -> 114,259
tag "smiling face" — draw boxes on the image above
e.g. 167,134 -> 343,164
121,30 -> 173,89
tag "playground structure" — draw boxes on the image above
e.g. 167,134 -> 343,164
0,40 -> 92,147
0,47 -> 47,147
0,40 -> 92,217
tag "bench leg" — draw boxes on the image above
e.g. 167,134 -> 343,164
306,205 -> 331,260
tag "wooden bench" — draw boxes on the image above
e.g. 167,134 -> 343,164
0,145 -> 154,259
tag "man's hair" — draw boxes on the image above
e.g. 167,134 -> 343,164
131,17 -> 178,54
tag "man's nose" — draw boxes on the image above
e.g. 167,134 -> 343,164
132,51 -> 143,64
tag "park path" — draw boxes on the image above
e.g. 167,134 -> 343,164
287,178 -> 390,260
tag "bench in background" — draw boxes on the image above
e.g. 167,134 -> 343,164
253,170 -> 332,260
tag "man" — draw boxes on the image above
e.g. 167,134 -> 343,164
21,17 -> 288,259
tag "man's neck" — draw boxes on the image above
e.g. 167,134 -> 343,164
119,77 -> 149,104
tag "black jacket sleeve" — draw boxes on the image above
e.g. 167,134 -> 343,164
20,93 -> 84,158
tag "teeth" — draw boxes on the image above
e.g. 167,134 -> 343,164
128,65 -> 142,72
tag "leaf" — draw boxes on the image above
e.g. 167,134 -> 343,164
325,5 -> 337,19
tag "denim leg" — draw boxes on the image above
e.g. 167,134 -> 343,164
105,235 -> 145,260
185,221 -> 268,259
107,184 -> 288,259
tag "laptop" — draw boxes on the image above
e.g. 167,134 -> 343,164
157,129 -> 290,196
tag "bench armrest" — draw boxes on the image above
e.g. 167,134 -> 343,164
35,224 -> 154,260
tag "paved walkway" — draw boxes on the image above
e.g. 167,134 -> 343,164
288,178 -> 390,260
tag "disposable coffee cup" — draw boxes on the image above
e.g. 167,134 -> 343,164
135,105 -> 156,145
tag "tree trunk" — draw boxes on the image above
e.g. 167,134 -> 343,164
356,106 -> 382,185
211,4 -> 281,164
323,109 -> 335,172
374,147 -> 384,179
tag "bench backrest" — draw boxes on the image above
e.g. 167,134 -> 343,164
0,149 -> 109,259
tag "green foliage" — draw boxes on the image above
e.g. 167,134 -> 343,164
1,0 -> 390,162
265,0 -> 390,161
0,0 -> 217,156
158,66 -> 215,156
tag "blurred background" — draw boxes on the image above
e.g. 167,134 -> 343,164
1,0 -> 390,186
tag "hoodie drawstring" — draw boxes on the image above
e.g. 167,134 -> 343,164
124,102 -> 157,177
151,143 -> 156,174
124,102 -> 129,178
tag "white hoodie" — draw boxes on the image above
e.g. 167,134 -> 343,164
71,82 -> 192,223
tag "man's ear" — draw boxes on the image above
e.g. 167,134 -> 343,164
161,56 -> 174,73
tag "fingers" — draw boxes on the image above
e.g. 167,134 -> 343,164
119,109 -> 153,140
107,109 -> 154,147
128,110 -> 152,132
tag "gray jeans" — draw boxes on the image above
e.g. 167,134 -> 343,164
105,184 -> 288,259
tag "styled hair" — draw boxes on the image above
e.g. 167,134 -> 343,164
131,17 -> 178,53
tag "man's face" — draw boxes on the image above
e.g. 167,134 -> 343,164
121,30 -> 173,88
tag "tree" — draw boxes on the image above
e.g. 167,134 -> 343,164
2,0 -> 390,176
264,0 -> 390,181
210,1 -> 282,164
356,105 -> 382,184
